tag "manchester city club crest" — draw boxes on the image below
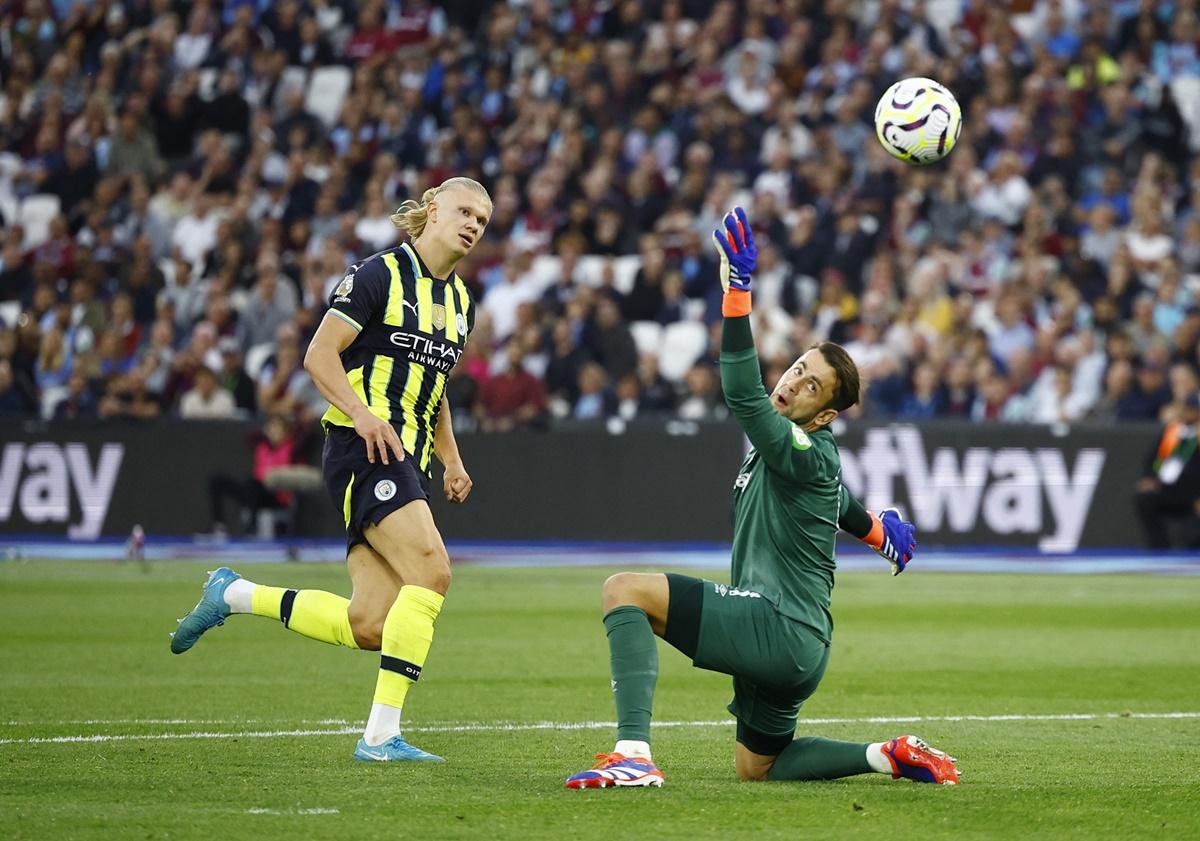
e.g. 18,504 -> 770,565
456,313 -> 468,335
432,304 -> 447,330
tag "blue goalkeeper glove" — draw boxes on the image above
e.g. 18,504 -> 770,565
711,206 -> 757,293
864,508 -> 916,576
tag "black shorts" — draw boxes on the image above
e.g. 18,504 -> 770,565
322,424 -> 429,552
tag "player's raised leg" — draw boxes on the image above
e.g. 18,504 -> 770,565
565,572 -> 667,789
169,553 -> 389,654
351,499 -> 450,762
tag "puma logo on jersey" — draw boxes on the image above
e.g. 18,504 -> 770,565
401,300 -> 420,317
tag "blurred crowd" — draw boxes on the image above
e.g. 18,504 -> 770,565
2,0 -> 1200,435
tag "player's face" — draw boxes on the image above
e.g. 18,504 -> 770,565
771,348 -> 838,427
429,188 -> 491,258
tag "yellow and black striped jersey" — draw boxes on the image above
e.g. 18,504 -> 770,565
321,242 -> 475,476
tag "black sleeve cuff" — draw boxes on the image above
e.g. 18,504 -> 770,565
721,315 -> 754,355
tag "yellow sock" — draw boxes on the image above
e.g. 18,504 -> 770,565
373,585 -> 445,708
251,585 -> 359,649
250,585 -> 286,620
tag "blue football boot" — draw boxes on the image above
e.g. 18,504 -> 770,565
170,567 -> 240,654
354,736 -> 444,762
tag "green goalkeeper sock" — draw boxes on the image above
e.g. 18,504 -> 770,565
766,737 -> 874,781
604,606 -> 658,744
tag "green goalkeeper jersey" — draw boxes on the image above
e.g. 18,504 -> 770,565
720,331 -> 845,643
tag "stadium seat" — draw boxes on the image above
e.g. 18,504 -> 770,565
658,321 -> 708,382
19,194 -> 61,250
629,320 -> 664,357
0,300 -> 20,329
527,254 -> 562,296
1171,77 -> 1200,151
611,255 -> 643,295
682,299 -> 708,322
39,385 -> 67,420
244,341 -> 275,380
196,68 -> 218,101
575,255 -> 606,287
0,189 -> 18,229
306,66 -> 352,128
273,65 -> 311,113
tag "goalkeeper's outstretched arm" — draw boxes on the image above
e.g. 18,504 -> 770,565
713,208 -> 836,481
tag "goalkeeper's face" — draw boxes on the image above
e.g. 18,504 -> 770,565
770,348 -> 839,428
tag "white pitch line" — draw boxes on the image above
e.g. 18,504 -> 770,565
1,712 -> 1197,746
1,718 -> 363,726
247,808 -> 339,815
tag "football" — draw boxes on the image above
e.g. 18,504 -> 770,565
874,76 -> 962,165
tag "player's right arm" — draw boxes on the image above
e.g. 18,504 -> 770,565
838,486 -> 916,575
714,208 -> 832,482
303,259 -> 404,465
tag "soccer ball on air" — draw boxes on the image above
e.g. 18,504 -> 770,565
874,77 -> 962,165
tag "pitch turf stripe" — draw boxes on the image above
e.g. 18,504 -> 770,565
2,712 -> 1199,746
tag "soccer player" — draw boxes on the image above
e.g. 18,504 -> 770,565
565,208 -> 959,789
170,177 -> 492,762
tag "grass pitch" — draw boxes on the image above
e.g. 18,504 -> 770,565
1,561 -> 1198,840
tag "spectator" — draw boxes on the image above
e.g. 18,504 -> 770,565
475,343 -> 546,432
573,362 -> 614,421
180,365 -> 238,420
482,253 -> 538,343
1090,358 -> 1135,423
989,293 -> 1036,369
257,327 -> 305,416
544,319 -> 591,411
171,193 -> 221,271
1118,360 -> 1172,421
107,107 -> 166,184
622,236 -> 668,322
0,0 -> 1196,429
636,354 -> 675,415
587,297 -> 639,381
217,336 -> 257,414
52,371 -> 96,420
1163,363 -> 1200,424
676,364 -> 722,421
98,370 -> 162,421
0,359 -> 37,416
444,363 -> 479,427
237,253 -> 299,349
612,373 -> 643,422
898,363 -> 943,420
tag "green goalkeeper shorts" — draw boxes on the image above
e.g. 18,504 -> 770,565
664,574 -> 830,741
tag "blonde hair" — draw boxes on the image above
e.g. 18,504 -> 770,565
391,177 -> 492,239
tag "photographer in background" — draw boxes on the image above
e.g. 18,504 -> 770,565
1135,394 -> 1200,549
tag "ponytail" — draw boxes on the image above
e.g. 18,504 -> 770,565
391,176 -> 492,239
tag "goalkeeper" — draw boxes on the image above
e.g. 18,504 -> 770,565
565,207 -> 959,789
